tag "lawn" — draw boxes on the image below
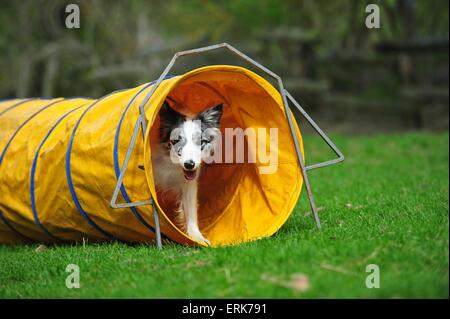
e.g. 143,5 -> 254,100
0,132 -> 448,298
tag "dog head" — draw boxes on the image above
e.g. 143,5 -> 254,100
159,101 -> 223,180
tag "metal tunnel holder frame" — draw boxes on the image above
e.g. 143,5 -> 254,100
110,43 -> 344,249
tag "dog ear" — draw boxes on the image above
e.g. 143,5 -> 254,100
198,103 -> 223,128
159,100 -> 184,123
159,100 -> 185,142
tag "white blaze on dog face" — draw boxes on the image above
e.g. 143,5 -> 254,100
169,120 -> 203,170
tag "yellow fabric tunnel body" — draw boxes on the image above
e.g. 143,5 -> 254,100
0,65 -> 304,247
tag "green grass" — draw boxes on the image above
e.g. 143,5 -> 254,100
0,132 -> 448,298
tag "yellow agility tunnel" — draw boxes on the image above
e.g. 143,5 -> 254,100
0,64 -> 308,247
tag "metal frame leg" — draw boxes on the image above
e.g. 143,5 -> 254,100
282,96 -> 321,229
110,116 -> 163,249
281,90 -> 345,229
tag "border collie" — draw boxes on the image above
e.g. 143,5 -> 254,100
151,100 -> 223,245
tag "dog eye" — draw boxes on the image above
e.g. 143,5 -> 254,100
170,138 -> 180,145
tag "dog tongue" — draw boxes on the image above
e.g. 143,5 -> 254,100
184,170 -> 197,180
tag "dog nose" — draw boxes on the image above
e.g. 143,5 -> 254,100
184,160 -> 195,170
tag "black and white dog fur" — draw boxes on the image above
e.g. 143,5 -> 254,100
151,100 -> 223,245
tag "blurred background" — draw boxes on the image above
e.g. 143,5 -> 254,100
0,0 -> 448,133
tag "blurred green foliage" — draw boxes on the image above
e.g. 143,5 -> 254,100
0,0 -> 448,102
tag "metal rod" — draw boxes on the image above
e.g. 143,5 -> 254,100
285,91 -> 345,171
110,116 -> 152,209
151,201 -> 162,249
110,115 -> 162,248
280,91 -> 322,229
